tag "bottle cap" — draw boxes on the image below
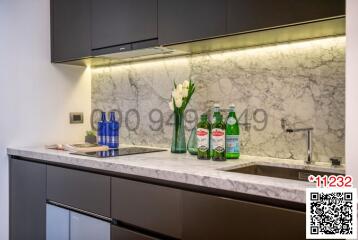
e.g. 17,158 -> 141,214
213,103 -> 220,108
229,104 -> 235,109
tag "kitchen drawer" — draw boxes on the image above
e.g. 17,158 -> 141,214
111,225 -> 156,240
47,165 -> 110,217
111,178 -> 182,238
182,191 -> 305,240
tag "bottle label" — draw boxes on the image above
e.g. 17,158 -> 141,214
227,117 -> 237,125
107,122 -> 120,148
98,135 -> 105,145
197,128 -> 209,151
108,136 -> 119,144
97,122 -> 106,145
226,135 -> 240,154
212,128 -> 225,153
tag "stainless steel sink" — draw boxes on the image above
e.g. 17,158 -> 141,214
225,164 -> 342,182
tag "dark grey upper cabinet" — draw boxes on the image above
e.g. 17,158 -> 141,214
227,0 -> 345,34
10,159 -> 46,240
51,0 -> 91,62
158,0 -> 227,45
91,0 -> 158,50
51,0 -> 345,63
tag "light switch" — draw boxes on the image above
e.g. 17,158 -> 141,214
70,112 -> 84,124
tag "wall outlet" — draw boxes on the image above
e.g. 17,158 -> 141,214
69,112 -> 84,124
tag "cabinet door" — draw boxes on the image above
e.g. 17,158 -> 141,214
227,0 -> 345,34
111,178 -> 182,238
70,211 -> 110,240
158,0 -> 227,45
183,191 -> 305,240
46,204 -> 70,240
10,159 -> 46,240
51,0 -> 91,62
111,225 -> 156,240
91,0 -> 158,49
47,165 -> 111,217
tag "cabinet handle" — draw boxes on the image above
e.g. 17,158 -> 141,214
47,200 -> 112,222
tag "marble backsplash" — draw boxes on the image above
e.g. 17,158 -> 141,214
92,36 -> 345,162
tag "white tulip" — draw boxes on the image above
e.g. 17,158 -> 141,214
169,100 -> 174,111
183,80 -> 189,89
176,84 -> 183,93
174,97 -> 183,108
175,88 -> 183,99
182,87 -> 189,98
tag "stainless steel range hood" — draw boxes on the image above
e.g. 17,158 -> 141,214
63,46 -> 188,67
90,46 -> 188,67
65,16 -> 345,67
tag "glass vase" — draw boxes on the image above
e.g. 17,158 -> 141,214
171,111 -> 187,153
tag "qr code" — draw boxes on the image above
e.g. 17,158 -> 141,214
306,188 -> 357,239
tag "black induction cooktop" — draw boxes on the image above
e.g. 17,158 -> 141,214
71,147 -> 167,158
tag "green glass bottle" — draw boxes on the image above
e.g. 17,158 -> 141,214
211,114 -> 226,161
210,104 -> 221,157
225,104 -> 240,159
197,114 -> 211,160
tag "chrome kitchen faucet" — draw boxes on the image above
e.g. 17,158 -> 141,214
281,119 -> 314,164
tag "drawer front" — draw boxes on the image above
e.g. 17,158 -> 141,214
183,191 -> 305,240
111,225 -> 156,240
111,178 -> 182,238
47,165 -> 110,217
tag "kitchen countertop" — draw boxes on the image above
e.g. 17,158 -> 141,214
7,146 -> 345,204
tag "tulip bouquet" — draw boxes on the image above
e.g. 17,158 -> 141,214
169,80 -> 195,112
169,80 -> 196,153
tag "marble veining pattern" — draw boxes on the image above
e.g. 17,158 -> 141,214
7,147 -> 345,203
92,37 -> 345,162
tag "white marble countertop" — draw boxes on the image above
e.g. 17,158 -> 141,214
7,146 -> 345,204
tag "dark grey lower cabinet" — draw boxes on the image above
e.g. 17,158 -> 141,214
182,191 -> 305,240
111,178 -> 182,239
9,157 -> 306,240
111,225 -> 156,240
10,158 -> 46,240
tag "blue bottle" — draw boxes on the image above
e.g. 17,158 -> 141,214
97,112 -> 108,146
107,112 -> 120,149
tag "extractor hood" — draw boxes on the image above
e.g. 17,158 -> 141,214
65,16 -> 345,67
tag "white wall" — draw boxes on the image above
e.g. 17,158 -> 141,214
0,0 -> 91,239
346,0 -> 358,186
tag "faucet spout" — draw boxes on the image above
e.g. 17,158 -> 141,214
286,127 -> 314,133
285,126 -> 314,164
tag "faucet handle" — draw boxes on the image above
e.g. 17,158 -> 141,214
330,157 -> 342,167
281,118 -> 288,130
